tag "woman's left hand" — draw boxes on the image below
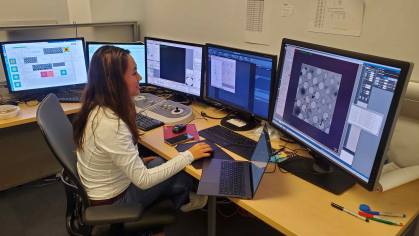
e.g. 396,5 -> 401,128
142,156 -> 157,165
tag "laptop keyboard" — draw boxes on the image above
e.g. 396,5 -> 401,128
219,161 -> 246,196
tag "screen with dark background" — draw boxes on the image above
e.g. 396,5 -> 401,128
160,45 -> 185,83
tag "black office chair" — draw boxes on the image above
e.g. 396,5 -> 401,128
36,94 -> 177,236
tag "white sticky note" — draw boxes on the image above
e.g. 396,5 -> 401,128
281,4 -> 293,17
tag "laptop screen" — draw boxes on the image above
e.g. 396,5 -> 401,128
250,126 -> 272,195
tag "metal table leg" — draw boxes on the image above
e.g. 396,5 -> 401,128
208,196 -> 216,236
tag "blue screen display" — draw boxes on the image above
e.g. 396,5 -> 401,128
207,46 -> 275,119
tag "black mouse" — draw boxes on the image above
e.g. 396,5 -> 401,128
207,150 -> 214,157
172,124 -> 186,134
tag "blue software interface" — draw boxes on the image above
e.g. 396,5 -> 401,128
272,44 -> 402,183
88,43 -> 146,84
207,46 -> 274,119
1,39 -> 87,92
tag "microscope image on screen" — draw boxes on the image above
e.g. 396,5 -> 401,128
292,64 -> 341,134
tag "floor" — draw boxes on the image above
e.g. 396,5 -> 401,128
0,179 -> 283,236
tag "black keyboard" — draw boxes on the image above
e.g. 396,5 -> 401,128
55,92 -> 81,102
219,161 -> 246,196
135,113 -> 164,131
198,125 -> 257,160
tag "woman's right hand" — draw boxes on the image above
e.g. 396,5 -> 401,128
188,143 -> 213,160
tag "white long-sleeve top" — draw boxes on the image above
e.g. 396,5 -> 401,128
76,106 -> 194,200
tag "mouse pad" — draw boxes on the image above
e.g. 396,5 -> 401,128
175,140 -> 234,169
163,125 -> 200,141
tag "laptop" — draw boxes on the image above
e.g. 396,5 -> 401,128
197,125 -> 272,199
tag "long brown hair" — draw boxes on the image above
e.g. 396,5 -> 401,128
73,46 -> 139,150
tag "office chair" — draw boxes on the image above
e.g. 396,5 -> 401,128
36,94 -> 177,236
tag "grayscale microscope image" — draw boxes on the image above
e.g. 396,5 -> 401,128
292,64 -> 342,134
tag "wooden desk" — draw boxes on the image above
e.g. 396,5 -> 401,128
138,102 -> 419,236
0,101 -> 81,191
0,101 -> 81,129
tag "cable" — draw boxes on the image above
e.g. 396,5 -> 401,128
280,136 -> 296,143
200,110 -> 231,120
217,204 -> 239,217
0,178 -> 60,195
73,21 -> 78,37
24,101 -> 39,107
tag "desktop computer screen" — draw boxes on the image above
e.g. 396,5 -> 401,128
145,37 -> 204,98
206,44 -> 277,120
86,42 -> 146,84
271,39 -> 412,191
0,38 -> 88,93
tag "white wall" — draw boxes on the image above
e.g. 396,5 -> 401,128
0,0 -> 69,24
90,0 -> 143,24
140,0 -> 419,84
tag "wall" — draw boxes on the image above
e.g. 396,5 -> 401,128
0,0 -> 70,24
90,0 -> 143,27
140,0 -> 419,82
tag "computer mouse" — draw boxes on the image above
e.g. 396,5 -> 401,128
207,150 -> 214,157
172,124 -> 186,134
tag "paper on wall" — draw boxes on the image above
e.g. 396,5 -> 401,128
244,0 -> 273,45
281,4 -> 293,17
377,162 -> 419,192
308,0 -> 364,36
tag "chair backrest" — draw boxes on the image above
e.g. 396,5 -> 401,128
36,94 -> 90,235
36,93 -> 79,177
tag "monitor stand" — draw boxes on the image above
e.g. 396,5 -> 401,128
167,93 -> 192,106
277,155 -> 356,195
220,111 -> 257,131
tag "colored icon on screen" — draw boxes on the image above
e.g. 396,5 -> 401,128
61,70 -> 67,75
9,59 -> 16,64
14,82 -> 21,88
63,47 -> 70,52
41,72 -> 48,77
13,74 -> 20,80
11,66 -> 18,72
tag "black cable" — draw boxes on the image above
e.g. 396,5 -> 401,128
200,110 -> 232,120
280,136 -> 296,143
0,178 -> 60,195
24,101 -> 39,107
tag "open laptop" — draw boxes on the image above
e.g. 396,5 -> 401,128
198,125 -> 272,199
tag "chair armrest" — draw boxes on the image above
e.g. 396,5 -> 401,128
84,203 -> 144,225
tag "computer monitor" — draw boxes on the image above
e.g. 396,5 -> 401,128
86,41 -> 146,84
145,37 -> 204,101
206,44 -> 278,131
0,38 -> 88,93
270,38 -> 413,194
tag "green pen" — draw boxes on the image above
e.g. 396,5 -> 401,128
367,217 -> 402,226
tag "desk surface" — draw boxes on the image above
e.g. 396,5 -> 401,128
0,101 -> 81,129
139,102 -> 419,236
2,99 -> 418,235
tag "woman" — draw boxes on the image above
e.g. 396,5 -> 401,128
73,46 -> 211,214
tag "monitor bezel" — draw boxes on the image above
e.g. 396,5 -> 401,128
85,41 -> 146,84
144,37 -> 205,99
0,37 -> 87,94
205,43 -> 278,121
269,38 -> 413,191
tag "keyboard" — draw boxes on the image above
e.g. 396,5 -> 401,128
198,125 -> 257,160
135,113 -> 164,131
219,161 -> 246,196
55,92 -> 81,102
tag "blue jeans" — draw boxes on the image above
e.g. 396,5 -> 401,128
113,156 -> 192,210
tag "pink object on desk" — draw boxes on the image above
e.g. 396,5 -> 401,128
163,124 -> 200,141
